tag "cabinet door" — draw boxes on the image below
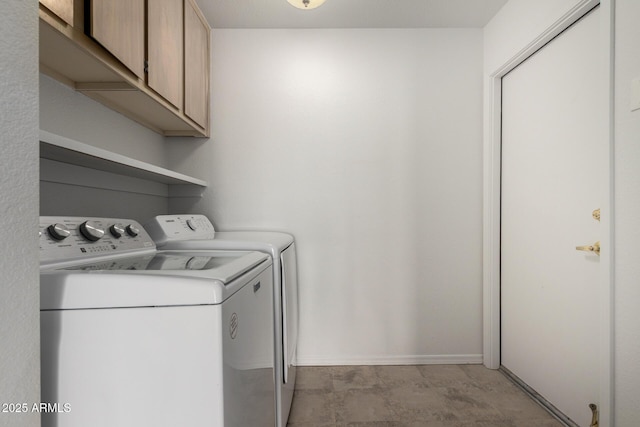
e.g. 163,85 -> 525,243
89,0 -> 145,79
184,0 -> 210,130
148,0 -> 184,109
40,0 -> 74,26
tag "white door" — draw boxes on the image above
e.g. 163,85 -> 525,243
501,6 -> 603,427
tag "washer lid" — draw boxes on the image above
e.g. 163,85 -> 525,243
40,250 -> 270,310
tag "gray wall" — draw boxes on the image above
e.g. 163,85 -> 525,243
169,28 -> 485,364
0,1 -> 40,426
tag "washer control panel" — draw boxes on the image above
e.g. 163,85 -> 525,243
40,217 -> 155,266
144,214 -> 216,245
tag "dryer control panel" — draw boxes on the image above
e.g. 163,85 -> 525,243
145,214 -> 216,245
40,217 -> 155,267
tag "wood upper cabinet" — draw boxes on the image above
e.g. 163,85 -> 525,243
89,0 -> 145,79
184,0 -> 210,130
40,0 -> 75,26
148,0 -> 184,109
39,0 -> 210,137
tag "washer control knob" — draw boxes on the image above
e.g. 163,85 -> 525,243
186,219 -> 197,231
79,221 -> 105,242
48,223 -> 71,241
126,224 -> 140,237
110,224 -> 126,238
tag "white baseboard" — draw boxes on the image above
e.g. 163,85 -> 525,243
295,354 -> 483,366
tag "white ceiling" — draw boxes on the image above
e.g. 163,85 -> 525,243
195,0 -> 508,29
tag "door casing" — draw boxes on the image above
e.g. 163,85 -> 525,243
482,0 -> 615,425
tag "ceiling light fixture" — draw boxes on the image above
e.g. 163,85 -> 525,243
287,0 -> 326,10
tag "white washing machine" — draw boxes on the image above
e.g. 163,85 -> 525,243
144,214 -> 298,427
39,216 -> 276,427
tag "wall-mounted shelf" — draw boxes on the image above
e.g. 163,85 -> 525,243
40,130 -> 207,198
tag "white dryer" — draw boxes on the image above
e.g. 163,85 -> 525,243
40,217 -> 276,427
144,214 -> 298,427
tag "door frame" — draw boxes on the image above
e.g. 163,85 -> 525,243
482,0 -> 615,425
